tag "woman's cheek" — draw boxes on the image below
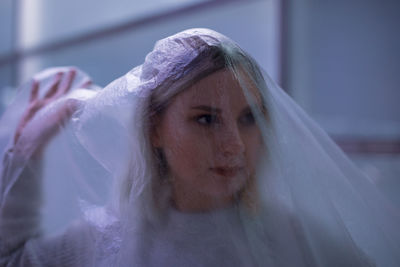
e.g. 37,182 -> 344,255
245,131 -> 263,170
165,127 -> 205,172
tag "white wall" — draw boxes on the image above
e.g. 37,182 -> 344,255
18,0 -> 280,86
286,0 -> 400,209
287,0 -> 400,139
18,0 -> 206,49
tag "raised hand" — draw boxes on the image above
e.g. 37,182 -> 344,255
13,68 -> 89,157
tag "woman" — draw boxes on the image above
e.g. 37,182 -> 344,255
0,28 -> 399,266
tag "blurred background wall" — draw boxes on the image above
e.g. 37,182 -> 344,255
0,0 -> 399,225
282,0 -> 400,207
0,0 -> 280,99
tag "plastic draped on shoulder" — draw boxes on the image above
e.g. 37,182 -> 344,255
0,28 -> 399,267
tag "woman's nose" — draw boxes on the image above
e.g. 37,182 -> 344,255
219,123 -> 245,156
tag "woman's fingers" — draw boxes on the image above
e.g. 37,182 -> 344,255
58,68 -> 76,97
29,80 -> 40,103
79,78 -> 92,89
13,68 -> 83,151
44,72 -> 63,99
41,68 -> 79,103
13,129 -> 21,145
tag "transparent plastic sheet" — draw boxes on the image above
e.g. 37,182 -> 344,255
0,67 -> 108,231
0,29 -> 399,267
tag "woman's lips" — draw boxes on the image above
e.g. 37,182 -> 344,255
211,166 -> 243,177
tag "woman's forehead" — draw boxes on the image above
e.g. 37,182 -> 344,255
175,69 -> 261,107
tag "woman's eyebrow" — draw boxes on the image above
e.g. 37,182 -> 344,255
191,105 -> 222,113
242,103 -> 266,114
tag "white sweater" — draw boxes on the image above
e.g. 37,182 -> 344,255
0,149 -> 257,267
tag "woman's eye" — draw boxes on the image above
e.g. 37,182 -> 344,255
239,112 -> 255,126
196,114 -> 218,125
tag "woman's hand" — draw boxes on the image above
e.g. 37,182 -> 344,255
13,68 -> 88,157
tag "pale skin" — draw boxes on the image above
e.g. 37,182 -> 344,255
13,68 -> 90,157
152,69 -> 263,212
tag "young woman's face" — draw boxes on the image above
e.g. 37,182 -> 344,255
152,69 -> 263,211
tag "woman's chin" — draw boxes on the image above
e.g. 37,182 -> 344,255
203,173 -> 248,199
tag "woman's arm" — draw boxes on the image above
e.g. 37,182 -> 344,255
0,68 -> 93,266
0,148 -> 43,265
